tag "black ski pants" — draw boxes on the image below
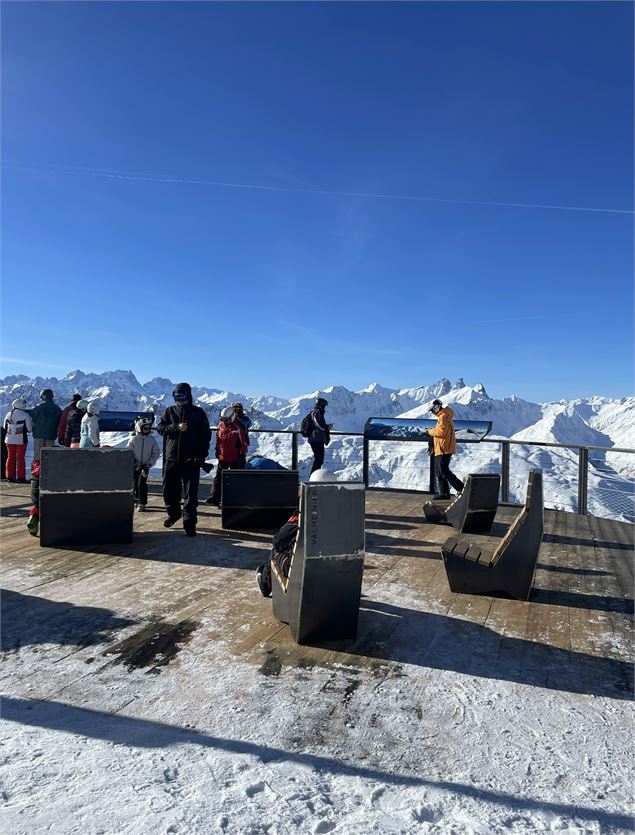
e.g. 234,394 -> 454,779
163,460 -> 200,525
309,441 -> 325,474
134,469 -> 148,505
434,453 -> 464,497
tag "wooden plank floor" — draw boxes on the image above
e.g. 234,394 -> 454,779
1,480 -> 633,705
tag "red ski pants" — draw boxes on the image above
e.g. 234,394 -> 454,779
6,444 -> 27,480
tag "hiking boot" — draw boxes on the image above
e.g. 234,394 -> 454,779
256,565 -> 272,598
163,513 -> 182,528
205,496 -> 219,507
184,522 -> 196,537
26,515 -> 39,536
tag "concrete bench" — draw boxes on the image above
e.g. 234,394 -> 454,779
39,448 -> 134,547
272,482 -> 365,644
441,469 -> 544,600
221,469 -> 299,531
423,473 -> 500,533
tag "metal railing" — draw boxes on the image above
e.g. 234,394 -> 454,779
243,429 -> 634,521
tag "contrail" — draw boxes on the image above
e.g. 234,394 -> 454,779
3,161 -> 633,215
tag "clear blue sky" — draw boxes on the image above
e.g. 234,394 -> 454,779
1,1 -> 633,402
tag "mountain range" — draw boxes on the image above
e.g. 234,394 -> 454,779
1,370 -> 633,521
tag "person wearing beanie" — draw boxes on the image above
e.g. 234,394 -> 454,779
157,382 -> 211,536
3,398 -> 32,482
79,400 -> 101,448
31,389 -> 62,459
57,393 -> 82,446
427,399 -> 464,500
307,397 -> 332,475
127,416 -> 160,511
65,399 -> 88,448
231,402 -> 252,431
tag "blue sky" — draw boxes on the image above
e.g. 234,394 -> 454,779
1,1 -> 633,402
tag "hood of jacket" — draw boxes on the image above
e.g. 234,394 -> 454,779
173,382 -> 193,403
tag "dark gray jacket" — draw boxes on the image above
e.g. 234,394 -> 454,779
309,407 -> 330,445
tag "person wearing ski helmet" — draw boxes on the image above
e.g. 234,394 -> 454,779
156,382 -> 211,536
307,397 -> 332,475
127,415 -> 160,511
80,400 -> 101,448
3,397 -> 32,482
57,393 -> 82,447
31,389 -> 62,458
427,398 -> 464,499
207,406 -> 249,507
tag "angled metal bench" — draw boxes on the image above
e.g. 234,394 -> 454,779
441,469 -> 544,600
221,469 -> 299,531
39,448 -> 135,547
271,482 -> 365,644
423,473 -> 500,533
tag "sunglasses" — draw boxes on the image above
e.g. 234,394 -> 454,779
173,394 -> 188,402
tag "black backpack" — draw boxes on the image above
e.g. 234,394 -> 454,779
300,412 -> 313,438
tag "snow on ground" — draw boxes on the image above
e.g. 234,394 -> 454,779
2,585 -> 633,834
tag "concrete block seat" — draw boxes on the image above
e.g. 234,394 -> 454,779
272,482 -> 365,644
423,473 -> 501,533
221,469 -> 300,531
441,469 -> 544,600
39,448 -> 135,547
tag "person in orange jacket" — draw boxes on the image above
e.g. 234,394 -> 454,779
427,399 -> 464,500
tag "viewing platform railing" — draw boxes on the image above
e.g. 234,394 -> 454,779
243,429 -> 634,521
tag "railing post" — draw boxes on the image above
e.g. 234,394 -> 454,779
429,453 -> 436,494
577,447 -> 589,515
501,441 -> 510,502
363,436 -> 369,487
291,432 -> 298,472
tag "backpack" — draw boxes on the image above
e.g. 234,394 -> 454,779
300,412 -> 314,438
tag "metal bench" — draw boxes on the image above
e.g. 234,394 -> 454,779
271,482 -> 365,643
423,473 -> 500,533
221,469 -> 299,531
441,469 -> 544,600
39,448 -> 134,547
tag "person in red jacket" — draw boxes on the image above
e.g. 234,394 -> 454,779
206,407 -> 248,507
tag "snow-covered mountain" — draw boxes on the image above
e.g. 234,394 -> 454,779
1,370 -> 633,520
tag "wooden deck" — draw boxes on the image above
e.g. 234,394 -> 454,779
1,479 -> 633,705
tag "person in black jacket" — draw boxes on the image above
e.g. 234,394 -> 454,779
157,382 -> 211,537
65,399 -> 88,448
255,512 -> 299,597
308,397 -> 332,475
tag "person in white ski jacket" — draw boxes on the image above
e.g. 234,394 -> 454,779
126,415 -> 160,510
79,400 -> 101,448
3,398 -> 33,482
